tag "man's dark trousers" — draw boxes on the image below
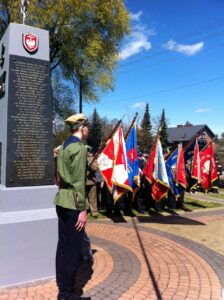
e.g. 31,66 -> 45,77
56,205 -> 84,300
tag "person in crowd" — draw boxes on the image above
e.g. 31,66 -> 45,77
54,113 -> 91,300
95,168 -> 104,210
86,147 -> 99,217
133,152 -> 147,214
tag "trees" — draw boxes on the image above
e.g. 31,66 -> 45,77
159,109 -> 169,151
51,69 -> 76,119
0,0 -> 130,113
137,103 -> 153,153
87,108 -> 103,153
216,133 -> 224,171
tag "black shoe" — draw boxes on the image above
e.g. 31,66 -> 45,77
114,210 -> 122,216
106,209 -> 112,215
58,291 -> 91,300
138,209 -> 146,214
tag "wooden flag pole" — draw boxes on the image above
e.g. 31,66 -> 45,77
124,112 -> 138,141
88,114 -> 126,167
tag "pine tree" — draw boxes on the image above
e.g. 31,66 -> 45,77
138,103 -> 153,153
87,109 -> 102,153
159,109 -> 169,151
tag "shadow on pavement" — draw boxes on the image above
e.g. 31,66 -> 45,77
100,210 -> 127,223
137,214 -> 205,225
75,251 -> 96,296
185,201 -> 206,208
131,218 -> 163,300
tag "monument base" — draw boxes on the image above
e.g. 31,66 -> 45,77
0,186 -> 58,287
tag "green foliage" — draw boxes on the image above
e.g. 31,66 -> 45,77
138,103 -> 153,152
51,70 -> 76,120
0,0 -> 130,113
101,117 -> 121,140
215,132 -> 224,169
53,128 -> 70,147
159,109 -> 169,151
53,111 -> 122,150
87,108 -> 103,153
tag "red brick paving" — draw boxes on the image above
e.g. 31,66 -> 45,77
0,212 -> 223,300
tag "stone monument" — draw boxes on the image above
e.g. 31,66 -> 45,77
0,20 -> 58,286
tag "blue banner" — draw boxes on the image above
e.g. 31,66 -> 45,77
165,148 -> 180,196
126,126 -> 139,191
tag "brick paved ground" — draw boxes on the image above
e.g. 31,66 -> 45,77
0,207 -> 224,300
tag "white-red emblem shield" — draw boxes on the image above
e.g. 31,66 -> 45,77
23,33 -> 39,53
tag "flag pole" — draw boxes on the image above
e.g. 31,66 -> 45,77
143,126 -> 161,171
183,128 -> 206,151
88,114 -> 126,167
199,139 -> 213,152
124,112 -> 138,141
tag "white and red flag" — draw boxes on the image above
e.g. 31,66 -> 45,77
200,143 -> 218,191
112,127 -> 132,201
97,127 -> 131,202
97,129 -> 119,191
144,138 -> 170,202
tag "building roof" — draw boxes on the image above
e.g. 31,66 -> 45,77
167,124 -> 215,143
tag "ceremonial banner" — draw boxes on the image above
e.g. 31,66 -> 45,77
176,143 -> 187,189
97,129 -> 119,191
152,139 -> 170,201
144,139 -> 169,202
184,140 -> 196,163
126,125 -> 140,193
112,127 -> 132,201
165,148 -> 181,196
191,139 -> 200,181
200,143 -> 218,191
143,142 -> 156,183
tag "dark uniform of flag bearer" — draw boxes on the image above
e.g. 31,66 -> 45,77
54,113 -> 91,300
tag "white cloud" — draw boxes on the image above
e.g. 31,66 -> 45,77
119,32 -> 152,60
162,40 -> 204,56
119,10 -> 155,61
195,108 -> 211,113
129,11 -> 143,21
131,102 -> 146,109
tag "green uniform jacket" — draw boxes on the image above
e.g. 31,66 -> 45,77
54,140 -> 89,211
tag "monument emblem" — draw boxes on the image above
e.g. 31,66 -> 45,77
23,33 -> 39,53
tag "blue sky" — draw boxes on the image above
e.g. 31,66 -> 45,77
83,0 -> 224,136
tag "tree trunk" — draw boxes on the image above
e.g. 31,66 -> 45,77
79,78 -> 82,113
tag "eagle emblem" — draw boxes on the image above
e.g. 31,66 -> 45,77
23,33 -> 38,53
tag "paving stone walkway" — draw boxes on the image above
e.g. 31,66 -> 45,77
0,208 -> 224,300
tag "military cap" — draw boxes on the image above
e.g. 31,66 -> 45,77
65,113 -> 88,129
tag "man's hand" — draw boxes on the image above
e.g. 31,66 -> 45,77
75,210 -> 87,231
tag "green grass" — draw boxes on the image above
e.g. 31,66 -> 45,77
200,192 -> 224,200
183,197 -> 223,210
87,197 -> 223,220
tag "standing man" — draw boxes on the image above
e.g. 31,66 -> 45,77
86,147 -> 98,217
54,113 -> 91,300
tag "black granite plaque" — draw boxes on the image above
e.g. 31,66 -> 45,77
6,55 -> 54,187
